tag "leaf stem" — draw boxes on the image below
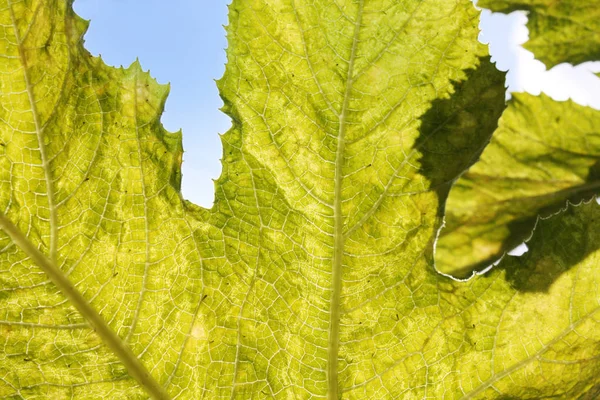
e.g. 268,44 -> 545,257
0,212 -> 171,400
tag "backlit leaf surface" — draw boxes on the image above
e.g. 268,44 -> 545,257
436,93 -> 600,277
0,1 -> 598,399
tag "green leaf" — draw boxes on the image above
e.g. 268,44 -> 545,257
436,93 -> 600,277
1,1 -> 599,399
447,200 -> 600,399
477,0 -> 600,68
0,1 -> 186,398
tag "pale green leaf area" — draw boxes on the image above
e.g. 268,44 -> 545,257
0,1 -> 599,400
478,0 -> 600,68
436,93 -> 600,277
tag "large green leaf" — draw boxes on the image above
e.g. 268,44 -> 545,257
436,93 -> 600,277
1,0 -> 599,399
478,0 -> 600,68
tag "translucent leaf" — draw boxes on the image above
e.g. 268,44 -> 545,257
436,94 -> 600,277
446,200 -> 600,399
1,1 -> 598,399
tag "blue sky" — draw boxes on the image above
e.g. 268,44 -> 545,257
73,0 -> 600,208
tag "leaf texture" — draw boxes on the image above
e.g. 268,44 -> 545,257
448,200 -> 600,399
478,0 -> 600,68
0,0 -> 193,397
436,93 -> 600,277
1,0 -> 599,399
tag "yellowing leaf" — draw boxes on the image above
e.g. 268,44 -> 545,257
446,200 -> 600,399
1,1 -> 599,399
0,1 -> 189,398
436,93 -> 600,277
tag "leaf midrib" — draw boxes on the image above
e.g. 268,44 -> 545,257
328,1 -> 364,399
8,0 -> 58,261
0,212 -> 171,400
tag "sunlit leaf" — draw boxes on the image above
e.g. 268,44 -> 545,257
436,93 -> 600,277
1,1 -> 598,399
